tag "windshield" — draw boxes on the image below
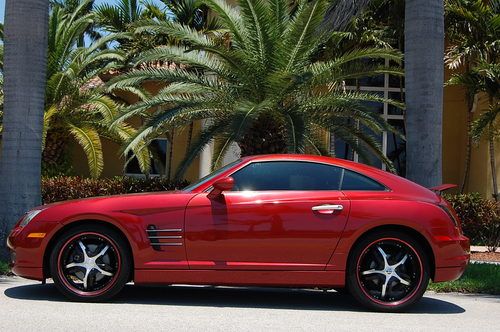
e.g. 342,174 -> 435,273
183,159 -> 241,192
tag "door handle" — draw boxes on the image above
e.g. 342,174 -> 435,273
312,204 -> 344,214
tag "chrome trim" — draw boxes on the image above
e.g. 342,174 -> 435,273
147,236 -> 182,239
146,229 -> 182,232
149,243 -> 183,246
312,204 -> 344,211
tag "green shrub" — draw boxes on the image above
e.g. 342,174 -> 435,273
444,193 -> 500,251
42,176 -> 189,204
0,260 -> 9,275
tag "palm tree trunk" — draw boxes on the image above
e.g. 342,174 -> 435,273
0,0 -> 49,260
460,107 -> 472,192
489,126 -> 498,201
460,93 -> 477,193
186,122 -> 194,153
167,129 -> 175,180
404,0 -> 444,187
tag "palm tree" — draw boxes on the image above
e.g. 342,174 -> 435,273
94,0 -> 173,61
404,0 -> 445,187
94,0 -> 145,34
110,0 -> 403,179
50,0 -> 102,46
0,0 -> 50,260
469,60 -> 500,199
445,0 -> 500,197
156,0 -> 221,164
43,1 -> 150,177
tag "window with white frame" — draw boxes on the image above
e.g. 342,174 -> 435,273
331,59 -> 406,176
125,138 -> 170,176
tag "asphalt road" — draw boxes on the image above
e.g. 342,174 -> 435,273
1,277 -> 498,331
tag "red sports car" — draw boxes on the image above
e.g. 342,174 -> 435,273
7,154 -> 469,311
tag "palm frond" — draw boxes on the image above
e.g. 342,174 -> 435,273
68,124 -> 104,178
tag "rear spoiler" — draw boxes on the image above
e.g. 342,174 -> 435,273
429,184 -> 457,195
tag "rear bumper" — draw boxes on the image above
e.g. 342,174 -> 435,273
434,264 -> 468,282
433,235 -> 470,282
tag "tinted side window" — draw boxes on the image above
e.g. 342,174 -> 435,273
231,162 -> 343,191
341,169 -> 386,191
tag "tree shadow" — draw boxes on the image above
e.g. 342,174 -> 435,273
4,282 -> 466,314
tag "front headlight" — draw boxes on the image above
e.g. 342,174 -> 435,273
19,210 -> 43,227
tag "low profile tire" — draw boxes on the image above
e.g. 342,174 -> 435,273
333,288 -> 349,295
49,224 -> 131,302
347,230 -> 430,312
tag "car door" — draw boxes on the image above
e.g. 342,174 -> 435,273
184,161 -> 351,270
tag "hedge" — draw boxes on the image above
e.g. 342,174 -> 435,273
42,176 -> 189,204
444,193 -> 500,251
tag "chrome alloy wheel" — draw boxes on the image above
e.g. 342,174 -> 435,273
356,238 -> 423,305
57,232 -> 120,296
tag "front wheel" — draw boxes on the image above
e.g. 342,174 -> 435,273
347,230 -> 430,312
49,224 -> 131,302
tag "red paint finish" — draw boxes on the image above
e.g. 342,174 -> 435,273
7,154 -> 469,292
185,191 -> 350,270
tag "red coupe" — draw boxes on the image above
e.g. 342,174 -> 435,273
7,154 -> 469,311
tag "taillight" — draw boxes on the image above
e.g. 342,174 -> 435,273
438,204 -> 459,227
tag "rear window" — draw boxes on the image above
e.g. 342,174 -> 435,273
341,169 -> 386,191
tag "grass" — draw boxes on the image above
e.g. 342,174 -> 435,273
428,263 -> 500,295
0,260 -> 10,276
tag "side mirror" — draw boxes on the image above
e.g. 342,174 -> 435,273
208,177 -> 234,199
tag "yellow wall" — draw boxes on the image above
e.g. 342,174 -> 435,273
442,67 -> 493,198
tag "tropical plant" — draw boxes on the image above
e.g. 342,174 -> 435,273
43,0 -> 151,178
109,0 -> 404,179
94,0 -> 147,34
445,0 -> 500,199
0,0 -> 49,261
94,0 -> 173,60
50,0 -> 101,45
156,0 -> 216,30
445,0 -> 500,194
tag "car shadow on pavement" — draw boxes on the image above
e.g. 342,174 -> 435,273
4,282 -> 465,314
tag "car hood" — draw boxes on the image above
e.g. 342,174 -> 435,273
34,191 -> 197,222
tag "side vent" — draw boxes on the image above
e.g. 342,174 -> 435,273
146,225 -> 183,251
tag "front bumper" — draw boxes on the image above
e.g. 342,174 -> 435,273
7,221 -> 60,281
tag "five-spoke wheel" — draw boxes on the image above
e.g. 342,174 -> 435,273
50,224 -> 131,301
347,230 -> 429,312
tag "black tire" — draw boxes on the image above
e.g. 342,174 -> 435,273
49,224 -> 131,302
333,288 -> 350,295
347,230 -> 430,312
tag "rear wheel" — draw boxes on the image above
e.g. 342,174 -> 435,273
49,224 -> 131,301
347,230 -> 430,312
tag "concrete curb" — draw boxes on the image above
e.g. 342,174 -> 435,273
470,260 -> 500,266
470,245 -> 500,253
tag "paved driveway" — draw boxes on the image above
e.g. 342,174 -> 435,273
1,277 -> 498,331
